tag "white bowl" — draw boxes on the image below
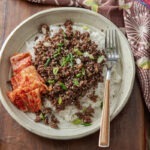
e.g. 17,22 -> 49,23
0,8 -> 135,139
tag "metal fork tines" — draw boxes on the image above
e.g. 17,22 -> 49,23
99,29 -> 119,148
105,29 -> 119,62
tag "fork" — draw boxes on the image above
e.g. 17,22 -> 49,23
99,29 -> 119,147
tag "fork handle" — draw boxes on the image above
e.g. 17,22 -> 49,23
99,73 -> 110,147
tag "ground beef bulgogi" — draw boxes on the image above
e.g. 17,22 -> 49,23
33,20 -> 105,128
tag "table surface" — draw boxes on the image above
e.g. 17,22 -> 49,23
0,0 -> 149,150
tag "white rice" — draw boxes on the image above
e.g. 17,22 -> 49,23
23,23 -> 122,128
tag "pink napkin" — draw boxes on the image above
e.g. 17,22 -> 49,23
26,0 -> 150,110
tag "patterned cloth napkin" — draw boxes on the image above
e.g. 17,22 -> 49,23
26,0 -> 150,110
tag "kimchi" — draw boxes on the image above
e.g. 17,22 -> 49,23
7,53 -> 47,112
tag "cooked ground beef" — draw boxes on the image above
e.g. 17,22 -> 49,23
75,105 -> 94,124
33,20 -> 105,128
34,20 -> 105,111
35,107 -> 59,128
88,91 -> 98,102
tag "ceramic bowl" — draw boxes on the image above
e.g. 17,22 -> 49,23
0,8 -> 135,139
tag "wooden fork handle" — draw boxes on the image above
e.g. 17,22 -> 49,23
99,79 -> 110,147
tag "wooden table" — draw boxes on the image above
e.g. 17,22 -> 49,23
0,0 -> 148,149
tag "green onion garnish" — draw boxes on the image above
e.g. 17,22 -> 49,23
81,123 -> 92,126
53,47 -> 61,58
63,31 -> 67,38
89,54 -> 94,60
66,53 -> 73,62
39,113 -> 45,120
73,79 -> 79,86
81,68 -> 85,76
70,62 -> 73,67
72,118 -> 92,126
74,48 -> 83,56
76,73 -> 82,78
53,67 -> 59,75
60,57 -> 67,66
100,101 -> 103,109
60,53 -> 74,67
59,82 -> 67,90
47,79 -> 55,84
82,107 -> 87,112
67,53 -> 74,67
44,58 -> 51,67
83,52 -> 94,60
58,97 -> 62,105
82,25 -> 89,30
57,43 -> 64,47
72,118 -> 82,125
53,53 -> 59,58
97,55 -> 105,63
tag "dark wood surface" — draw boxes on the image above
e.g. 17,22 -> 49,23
0,0 -> 147,150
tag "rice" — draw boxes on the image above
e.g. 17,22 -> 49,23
24,23 -> 121,128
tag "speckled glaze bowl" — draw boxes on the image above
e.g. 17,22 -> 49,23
0,8 -> 135,139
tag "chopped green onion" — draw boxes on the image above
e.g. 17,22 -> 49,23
66,53 -> 73,62
44,58 -> 51,67
72,118 -> 82,125
56,47 -> 61,52
82,107 -> 87,112
66,54 -> 71,62
81,123 -> 92,126
89,54 -> 94,59
76,73 -> 82,78
59,82 -> 67,90
53,67 -> 59,75
100,101 -> 103,109
53,53 -> 59,58
53,47 -> 61,58
83,52 -> 94,60
73,79 -> 79,86
68,53 -> 74,67
81,68 -> 85,76
60,54 -> 74,67
63,32 -> 67,38
70,53 -> 73,61
82,25 -> 89,30
60,57 -> 67,66
58,97 -> 62,105
74,48 -> 83,56
70,61 -> 74,67
40,113 -> 45,120
57,43 -> 64,47
47,79 -> 55,84
72,118 -> 92,126
97,55 -> 105,63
